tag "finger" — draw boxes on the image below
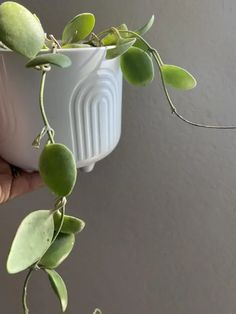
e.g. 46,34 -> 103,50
0,157 -> 11,175
10,172 -> 44,200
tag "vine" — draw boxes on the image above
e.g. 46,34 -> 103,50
0,1 -> 235,313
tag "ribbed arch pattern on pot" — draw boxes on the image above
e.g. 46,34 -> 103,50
70,68 -> 122,161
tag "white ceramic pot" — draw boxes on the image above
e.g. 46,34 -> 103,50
0,47 -> 123,172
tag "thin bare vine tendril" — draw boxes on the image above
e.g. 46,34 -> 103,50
22,65 -> 66,314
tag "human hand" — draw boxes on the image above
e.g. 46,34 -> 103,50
0,157 -> 44,204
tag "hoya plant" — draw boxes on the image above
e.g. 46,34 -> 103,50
0,1 -> 235,314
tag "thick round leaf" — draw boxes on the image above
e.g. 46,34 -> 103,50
54,211 -> 85,234
39,233 -> 75,269
7,210 -> 54,274
26,53 -> 72,68
161,64 -> 197,90
62,13 -> 95,44
120,46 -> 154,86
0,2 -> 45,58
39,143 -> 77,197
106,37 -> 136,60
45,269 -> 68,312
134,15 -> 155,36
101,24 -> 128,46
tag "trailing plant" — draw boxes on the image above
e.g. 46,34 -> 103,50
0,1 -> 235,314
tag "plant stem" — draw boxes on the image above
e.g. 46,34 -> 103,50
51,202 -> 66,245
21,202 -> 66,313
117,29 -> 236,130
96,28 -> 111,39
118,29 -> 152,47
111,27 -> 122,40
39,71 -> 55,143
152,52 -> 236,129
22,268 -> 34,314
48,34 -> 62,49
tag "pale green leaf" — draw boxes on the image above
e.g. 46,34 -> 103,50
26,53 -> 72,68
39,233 -> 75,269
39,143 -> 77,197
62,13 -> 95,44
134,15 -> 155,36
106,37 -> 136,60
161,64 -> 197,90
0,2 -> 45,58
61,43 -> 91,48
54,211 -> 85,234
45,269 -> 68,312
7,210 -> 54,274
133,38 -> 150,53
101,24 -> 128,46
33,13 -> 42,25
120,46 -> 154,86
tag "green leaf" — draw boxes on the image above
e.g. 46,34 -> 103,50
62,13 -> 95,44
133,38 -> 150,53
39,143 -> 77,197
54,211 -> 85,234
0,2 -> 45,58
101,24 -> 128,46
120,46 -> 154,86
33,13 -> 42,25
134,15 -> 155,36
106,37 -> 136,60
61,43 -> 91,49
26,53 -> 72,68
39,233 -> 75,269
161,64 -> 197,90
7,210 -> 54,274
45,269 -> 68,312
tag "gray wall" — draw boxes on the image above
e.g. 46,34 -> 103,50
1,0 -> 236,313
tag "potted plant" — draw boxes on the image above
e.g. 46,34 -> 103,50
1,1 -> 234,313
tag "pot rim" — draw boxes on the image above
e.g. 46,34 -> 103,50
0,45 -> 114,54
